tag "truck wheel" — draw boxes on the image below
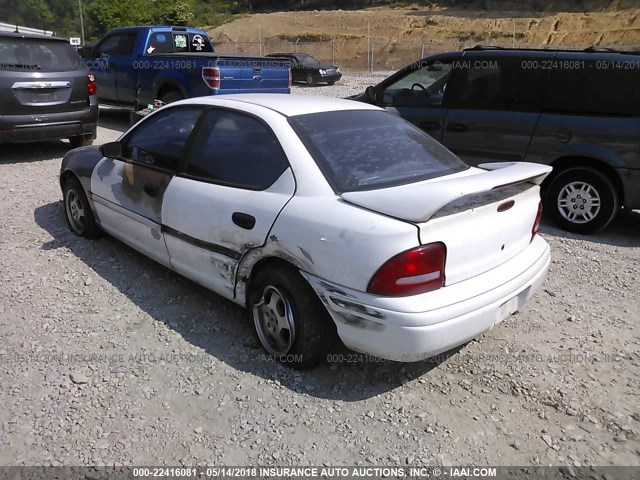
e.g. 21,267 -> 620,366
545,167 -> 619,234
305,74 -> 316,87
160,90 -> 184,104
249,265 -> 333,369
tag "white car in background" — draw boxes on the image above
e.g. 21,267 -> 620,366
59,94 -> 551,368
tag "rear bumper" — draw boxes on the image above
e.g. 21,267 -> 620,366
0,100 -> 98,144
302,235 -> 551,362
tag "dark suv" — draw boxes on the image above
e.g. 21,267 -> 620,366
0,31 -> 98,149
353,46 -> 640,233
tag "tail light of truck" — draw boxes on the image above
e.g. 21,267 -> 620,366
532,201 -> 543,241
87,73 -> 97,96
367,243 -> 446,297
202,66 -> 220,90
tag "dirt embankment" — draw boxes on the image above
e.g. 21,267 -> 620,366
206,7 -> 640,70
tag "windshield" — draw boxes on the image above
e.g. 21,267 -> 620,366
297,54 -> 320,66
0,37 -> 83,71
289,110 -> 468,193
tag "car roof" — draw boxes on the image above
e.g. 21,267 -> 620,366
108,25 -> 207,34
463,44 -> 640,56
0,31 -> 69,42
178,94 -> 381,117
268,53 -> 314,58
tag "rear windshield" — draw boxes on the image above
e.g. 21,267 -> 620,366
0,37 -> 83,72
147,32 -> 214,54
289,110 -> 468,193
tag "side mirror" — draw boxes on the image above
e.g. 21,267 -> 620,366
100,141 -> 123,159
79,45 -> 95,59
365,86 -> 377,103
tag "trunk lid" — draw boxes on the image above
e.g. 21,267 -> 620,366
341,162 -> 551,285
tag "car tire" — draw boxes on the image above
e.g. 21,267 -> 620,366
305,74 -> 316,87
63,177 -> 101,238
545,167 -> 619,234
160,90 -> 184,104
328,81 -> 336,86
68,135 -> 93,149
249,265 -> 333,369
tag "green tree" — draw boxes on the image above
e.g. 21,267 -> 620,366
153,0 -> 195,25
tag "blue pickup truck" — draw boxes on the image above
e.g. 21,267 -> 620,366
83,25 -> 290,108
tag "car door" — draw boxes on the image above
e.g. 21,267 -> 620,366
440,55 -> 550,166
162,108 -> 295,300
90,106 -> 204,267
289,56 -> 303,82
376,58 -> 454,142
93,31 -> 138,104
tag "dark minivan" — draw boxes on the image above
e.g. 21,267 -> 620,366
0,31 -> 98,148
354,46 -> 640,233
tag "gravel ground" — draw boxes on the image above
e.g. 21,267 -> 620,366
1,75 -> 639,468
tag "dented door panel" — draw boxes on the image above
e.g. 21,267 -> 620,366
161,169 -> 296,299
90,157 -> 172,267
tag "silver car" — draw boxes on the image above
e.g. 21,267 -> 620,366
0,31 -> 98,148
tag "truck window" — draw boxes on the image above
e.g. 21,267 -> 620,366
189,33 -> 213,52
147,32 -> 214,54
173,33 -> 189,53
147,32 -> 173,54
96,32 -> 137,56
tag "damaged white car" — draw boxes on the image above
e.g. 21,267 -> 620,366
59,94 -> 551,368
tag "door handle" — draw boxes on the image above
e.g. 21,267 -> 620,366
420,121 -> 441,131
446,123 -> 469,132
232,212 -> 256,230
143,184 -> 160,198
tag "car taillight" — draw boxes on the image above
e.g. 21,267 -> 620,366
288,67 -> 292,87
87,73 -> 97,96
202,66 -> 220,90
367,242 -> 446,297
532,201 -> 543,240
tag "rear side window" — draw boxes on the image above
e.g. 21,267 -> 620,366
0,37 -> 83,72
289,110 -> 468,193
544,60 -> 639,117
184,109 -> 289,190
96,32 -> 137,56
446,57 -> 547,112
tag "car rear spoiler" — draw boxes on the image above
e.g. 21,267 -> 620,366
340,162 -> 552,223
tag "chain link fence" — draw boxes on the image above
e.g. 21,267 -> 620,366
213,38 -> 640,73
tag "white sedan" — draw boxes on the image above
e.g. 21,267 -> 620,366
59,94 -> 551,368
